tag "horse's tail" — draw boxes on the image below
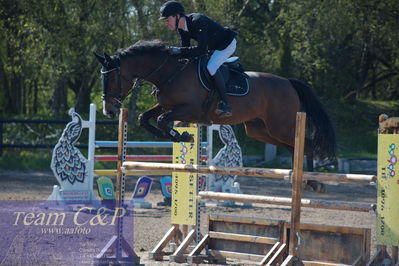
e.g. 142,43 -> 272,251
288,78 -> 336,162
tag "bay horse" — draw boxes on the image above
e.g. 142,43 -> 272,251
94,40 -> 336,192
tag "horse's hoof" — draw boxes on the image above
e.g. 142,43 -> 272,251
180,132 -> 194,142
316,183 -> 327,193
215,109 -> 233,118
303,181 -> 327,193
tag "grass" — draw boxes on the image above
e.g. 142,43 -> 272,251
326,99 -> 399,159
0,150 -> 52,170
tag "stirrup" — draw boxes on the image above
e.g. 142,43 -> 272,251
217,110 -> 232,118
215,101 -> 232,117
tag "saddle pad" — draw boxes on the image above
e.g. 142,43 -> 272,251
197,57 -> 250,96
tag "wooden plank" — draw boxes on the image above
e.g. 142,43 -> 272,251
122,161 -> 376,183
289,112 -> 306,256
187,234 -> 210,264
96,235 -> 117,259
199,191 -> 375,212
209,249 -> 265,261
266,243 -> 287,266
149,225 -> 179,260
288,223 -> 370,264
170,229 -> 196,263
280,255 -> 294,266
302,260 -> 351,266
209,231 -> 278,245
188,234 -> 210,257
95,169 -> 173,176
352,255 -> 364,266
286,222 -> 370,235
366,247 -> 384,266
209,214 -> 283,226
259,242 -> 282,265
364,228 -> 371,262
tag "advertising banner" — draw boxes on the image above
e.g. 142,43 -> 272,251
171,127 -> 198,225
377,134 -> 399,246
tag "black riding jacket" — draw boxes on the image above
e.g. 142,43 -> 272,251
178,13 -> 237,57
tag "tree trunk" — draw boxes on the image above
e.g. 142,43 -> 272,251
75,83 -> 91,115
50,77 -> 68,117
33,80 -> 38,114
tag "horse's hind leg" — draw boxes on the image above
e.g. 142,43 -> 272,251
244,119 -> 291,147
303,140 -> 326,193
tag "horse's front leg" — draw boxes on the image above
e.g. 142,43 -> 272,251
157,104 -> 199,142
138,104 -> 168,139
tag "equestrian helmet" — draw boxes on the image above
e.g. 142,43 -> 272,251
159,1 -> 185,19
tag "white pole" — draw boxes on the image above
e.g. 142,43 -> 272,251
87,103 -> 96,200
207,125 -> 220,162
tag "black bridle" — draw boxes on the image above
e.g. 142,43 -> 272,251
100,54 -> 171,109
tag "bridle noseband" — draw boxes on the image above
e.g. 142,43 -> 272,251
101,66 -> 129,107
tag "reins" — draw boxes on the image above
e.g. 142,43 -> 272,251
101,54 -> 191,106
101,54 -> 171,104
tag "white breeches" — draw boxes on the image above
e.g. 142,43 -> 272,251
207,38 -> 237,76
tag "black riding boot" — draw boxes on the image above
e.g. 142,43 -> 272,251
213,69 -> 232,117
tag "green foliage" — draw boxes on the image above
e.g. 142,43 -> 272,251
1,0 -> 398,117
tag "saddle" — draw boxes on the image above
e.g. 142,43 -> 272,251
197,56 -> 250,96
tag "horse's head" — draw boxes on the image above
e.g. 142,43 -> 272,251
94,40 -> 174,118
94,52 -> 133,118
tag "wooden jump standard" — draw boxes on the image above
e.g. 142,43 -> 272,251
122,113 -> 377,265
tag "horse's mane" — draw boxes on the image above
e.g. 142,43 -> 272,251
118,40 -> 168,58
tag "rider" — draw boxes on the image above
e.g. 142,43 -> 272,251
159,1 -> 237,118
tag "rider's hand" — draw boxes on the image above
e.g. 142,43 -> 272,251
168,47 -> 181,55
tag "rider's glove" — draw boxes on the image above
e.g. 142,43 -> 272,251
168,46 -> 181,55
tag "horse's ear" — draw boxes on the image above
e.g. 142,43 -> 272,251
93,52 -> 106,66
104,52 -> 112,63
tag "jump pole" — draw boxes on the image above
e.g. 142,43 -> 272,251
122,163 -> 376,184
197,191 -> 374,212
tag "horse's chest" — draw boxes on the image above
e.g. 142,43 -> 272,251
156,90 -> 184,109
156,92 -> 173,107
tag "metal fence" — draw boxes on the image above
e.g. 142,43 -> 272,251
0,118 -> 118,155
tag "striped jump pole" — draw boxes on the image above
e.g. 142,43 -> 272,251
95,154 -> 208,162
95,140 -> 208,148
